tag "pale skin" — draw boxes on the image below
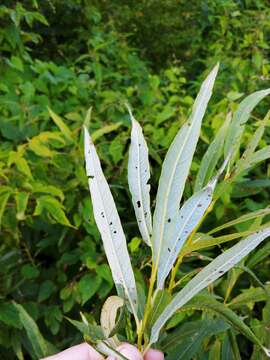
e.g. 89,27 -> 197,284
41,343 -> 164,360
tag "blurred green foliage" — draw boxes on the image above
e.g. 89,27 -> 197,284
0,1 -> 270,358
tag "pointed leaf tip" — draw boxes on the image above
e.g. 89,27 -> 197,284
128,106 -> 152,246
264,348 -> 270,358
125,103 -> 136,124
152,64 -> 219,268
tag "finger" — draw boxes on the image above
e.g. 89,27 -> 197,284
144,349 -> 164,360
107,343 -> 143,360
41,342 -> 104,360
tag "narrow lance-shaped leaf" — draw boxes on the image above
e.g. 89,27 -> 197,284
234,118 -> 267,175
157,154 -> 230,289
179,295 -> 269,357
208,207 -> 270,235
249,146 -> 270,165
13,302 -> 48,359
0,188 -> 12,228
48,108 -> 74,143
127,105 -> 152,246
152,64 -> 219,267
224,89 -> 270,160
150,227 -> 270,347
84,127 -> 138,323
194,111 -> 231,192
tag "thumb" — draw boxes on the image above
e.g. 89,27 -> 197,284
106,343 -> 143,360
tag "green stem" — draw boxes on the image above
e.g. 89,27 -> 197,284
137,264 -> 157,351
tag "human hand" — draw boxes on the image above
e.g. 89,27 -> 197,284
41,342 -> 164,360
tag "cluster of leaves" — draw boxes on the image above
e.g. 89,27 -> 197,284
99,0 -> 270,88
0,1 -> 270,359
81,66 -> 270,359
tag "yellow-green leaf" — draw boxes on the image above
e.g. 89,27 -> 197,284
34,195 -> 74,228
48,108 -> 74,143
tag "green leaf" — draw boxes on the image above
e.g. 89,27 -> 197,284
66,318 -> 104,342
0,303 -> 22,328
108,135 -> 125,165
38,280 -> 56,302
150,228 -> 270,346
208,208 -> 270,235
155,105 -> 176,126
183,227 -> 267,254
21,264 -> 40,279
28,136 -> 55,158
78,273 -> 102,305
48,108 -> 74,143
209,339 -> 221,360
247,241 -> 270,269
163,319 -> 229,360
15,192 -> 29,220
250,146 -> 270,165
229,286 -> 270,308
92,122 -> 122,141
178,296 -> 267,354
233,118 -> 267,176
13,302 -> 48,358
31,182 -> 64,201
8,56 -> 24,71
28,132 -> 64,158
146,290 -> 172,334
195,111 -> 231,192
0,188 -> 12,228
34,195 -> 74,227
11,332 -> 24,360
224,89 -> 270,161
16,157 -> 33,179
221,333 -> 235,360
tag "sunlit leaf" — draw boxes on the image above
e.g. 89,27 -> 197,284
48,108 -> 74,143
92,122 -> 122,141
34,195 -> 74,227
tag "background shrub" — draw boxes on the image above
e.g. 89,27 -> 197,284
0,1 -> 270,358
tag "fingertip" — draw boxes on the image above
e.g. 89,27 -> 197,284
144,348 -> 164,360
107,343 -> 143,360
84,343 -> 105,360
41,343 -> 104,360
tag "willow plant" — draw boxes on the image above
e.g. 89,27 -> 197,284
79,64 -> 270,359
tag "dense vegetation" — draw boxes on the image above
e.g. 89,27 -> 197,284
0,1 -> 270,359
